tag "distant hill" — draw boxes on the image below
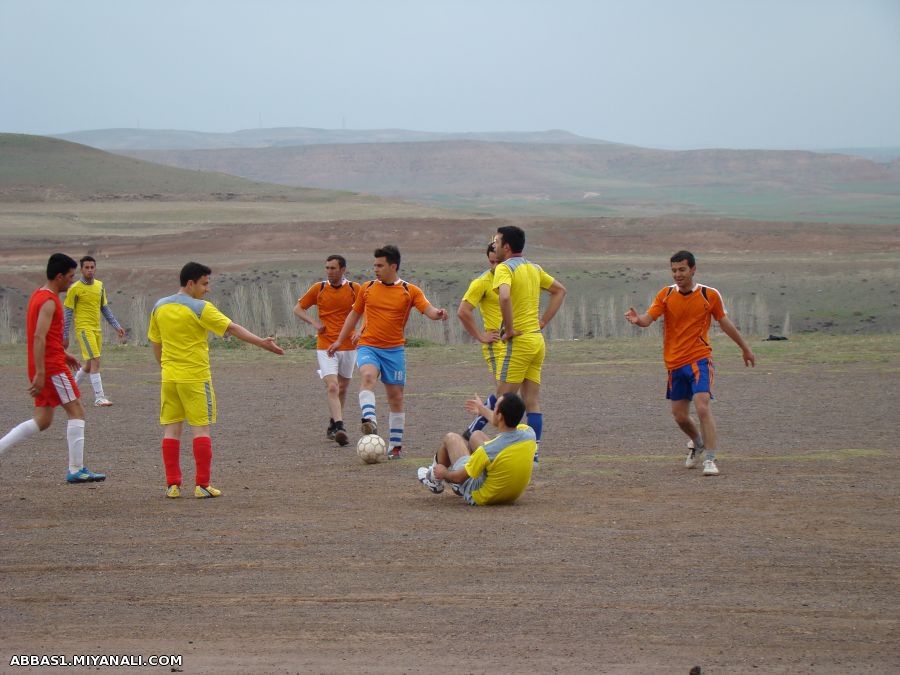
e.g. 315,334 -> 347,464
54,127 -> 615,151
0,133 -> 380,203
118,141 -> 900,209
823,147 -> 900,163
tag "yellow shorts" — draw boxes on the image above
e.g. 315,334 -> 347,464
160,381 -> 217,426
482,340 -> 507,379
76,328 -> 102,361
496,332 -> 545,384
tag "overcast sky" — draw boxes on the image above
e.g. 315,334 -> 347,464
2,0 -> 898,149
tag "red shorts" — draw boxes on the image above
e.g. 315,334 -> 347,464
34,371 -> 80,407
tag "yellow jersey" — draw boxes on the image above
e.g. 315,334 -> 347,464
147,293 -> 232,382
492,257 -> 555,334
462,268 -> 501,332
63,279 -> 108,330
465,424 -> 536,506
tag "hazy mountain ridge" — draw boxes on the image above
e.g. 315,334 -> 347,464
118,141 -> 900,199
54,127 -> 616,151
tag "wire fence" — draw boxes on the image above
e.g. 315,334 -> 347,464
0,282 -> 791,347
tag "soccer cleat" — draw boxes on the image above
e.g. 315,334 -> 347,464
386,446 -> 403,460
194,484 -> 222,498
450,482 -> 463,496
326,422 -> 336,440
333,423 -> 349,447
416,466 -> 444,494
685,440 -> 705,469
702,459 -> 720,476
165,484 -> 181,499
94,397 -> 113,407
361,418 -> 377,435
461,429 -> 472,442
66,467 -> 106,483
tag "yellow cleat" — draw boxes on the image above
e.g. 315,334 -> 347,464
194,484 -> 222,498
165,484 -> 181,499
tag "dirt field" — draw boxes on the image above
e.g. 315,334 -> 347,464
1,337 -> 897,674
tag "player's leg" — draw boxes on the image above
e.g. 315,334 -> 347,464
356,347 -> 381,434
378,346 -> 407,459
182,381 -> 219,497
160,382 -> 186,496
60,396 -> 106,483
690,359 -> 718,475
463,342 -> 503,440
333,369 -> 352,446
322,374 -> 342,437
0,406 -> 48,456
384,383 -> 405,459
418,431 -> 470,494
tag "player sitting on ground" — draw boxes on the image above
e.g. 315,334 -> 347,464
416,392 -> 535,506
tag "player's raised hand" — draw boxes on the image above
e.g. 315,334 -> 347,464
624,307 -> 640,324
436,308 -> 448,321
465,394 -> 485,416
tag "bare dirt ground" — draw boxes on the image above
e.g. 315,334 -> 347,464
1,339 -> 897,674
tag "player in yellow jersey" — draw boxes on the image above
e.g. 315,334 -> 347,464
491,225 -> 566,463
63,256 -> 126,407
416,392 -> 535,505
148,262 -> 284,499
457,242 -> 503,440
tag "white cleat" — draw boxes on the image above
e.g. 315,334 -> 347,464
94,397 -> 113,407
702,459 -> 719,476
684,440 -> 704,468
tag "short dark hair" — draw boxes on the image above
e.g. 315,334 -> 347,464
486,242 -> 496,257
46,253 -> 77,280
79,255 -> 96,267
670,250 -> 696,268
374,245 -> 401,269
180,261 -> 212,287
497,225 -> 525,253
496,392 -> 526,427
326,254 -> 347,269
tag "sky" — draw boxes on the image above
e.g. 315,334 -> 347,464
2,0 -> 899,149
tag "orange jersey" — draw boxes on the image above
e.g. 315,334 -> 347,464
647,284 -> 726,370
352,279 -> 430,348
298,279 -> 359,350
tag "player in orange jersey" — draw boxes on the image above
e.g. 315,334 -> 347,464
625,250 -> 756,477
294,255 -> 360,446
0,254 -> 106,484
327,245 -> 447,459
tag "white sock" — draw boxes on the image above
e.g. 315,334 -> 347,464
90,373 -> 104,398
74,367 -> 89,387
67,419 -> 85,473
388,412 -> 405,450
359,390 -> 376,422
0,419 -> 40,455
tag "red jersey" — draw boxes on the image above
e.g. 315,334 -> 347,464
27,288 -> 68,378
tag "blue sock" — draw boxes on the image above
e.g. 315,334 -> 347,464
467,394 -> 497,435
527,412 -> 543,463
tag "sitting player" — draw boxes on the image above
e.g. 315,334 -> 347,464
416,393 -> 535,506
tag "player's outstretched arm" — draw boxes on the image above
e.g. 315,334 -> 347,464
424,304 -> 448,321
225,323 -> 285,355
624,307 -> 653,328
717,316 -> 756,367
540,280 -> 567,329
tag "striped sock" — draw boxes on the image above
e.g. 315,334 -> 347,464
389,412 -> 405,450
359,389 -> 376,423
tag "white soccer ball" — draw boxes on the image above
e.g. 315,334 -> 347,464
357,434 -> 387,464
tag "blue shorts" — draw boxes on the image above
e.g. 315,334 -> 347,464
357,345 -> 406,385
666,358 -> 714,401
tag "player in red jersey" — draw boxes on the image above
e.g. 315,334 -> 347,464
0,254 -> 106,483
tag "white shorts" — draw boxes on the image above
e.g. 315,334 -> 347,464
317,349 -> 356,379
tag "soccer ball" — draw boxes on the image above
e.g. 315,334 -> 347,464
357,434 -> 387,464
